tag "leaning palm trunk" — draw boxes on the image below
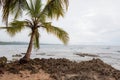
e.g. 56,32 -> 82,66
23,31 -> 35,60
20,31 -> 35,63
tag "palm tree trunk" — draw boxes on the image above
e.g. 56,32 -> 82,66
23,31 -> 35,61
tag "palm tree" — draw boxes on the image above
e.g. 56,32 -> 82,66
0,0 -> 69,25
0,0 -> 69,62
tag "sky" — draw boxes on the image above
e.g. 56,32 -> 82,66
0,0 -> 120,45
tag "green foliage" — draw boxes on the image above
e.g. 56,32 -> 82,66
26,0 -> 42,18
42,22 -> 69,44
1,0 -> 68,24
42,0 -> 69,19
0,0 -> 69,49
2,0 -> 28,24
34,29 -> 40,49
3,20 -> 26,36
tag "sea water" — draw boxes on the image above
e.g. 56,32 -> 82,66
0,45 -> 120,70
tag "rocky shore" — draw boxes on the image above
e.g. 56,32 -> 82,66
0,57 -> 120,80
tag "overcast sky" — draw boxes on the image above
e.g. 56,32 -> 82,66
0,0 -> 120,45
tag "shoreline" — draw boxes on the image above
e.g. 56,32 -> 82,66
0,57 -> 120,80
1,45 -> 120,71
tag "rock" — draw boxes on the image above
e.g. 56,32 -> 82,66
12,54 -> 22,57
75,53 -> 99,57
0,57 -> 120,80
0,68 -> 4,74
116,51 -> 120,53
21,53 -> 26,55
19,58 -> 30,64
0,57 -> 7,67
7,67 -> 19,74
30,68 -> 39,74
36,53 -> 46,55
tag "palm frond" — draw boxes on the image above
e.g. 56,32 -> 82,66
33,29 -> 40,49
62,0 -> 69,10
6,20 -> 27,36
2,0 -> 11,25
34,0 -> 42,17
43,22 -> 69,44
26,0 -> 42,18
0,27 -> 9,29
2,0 -> 28,24
41,0 -> 69,19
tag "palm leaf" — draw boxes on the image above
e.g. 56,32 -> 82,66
42,22 -> 69,44
26,0 -> 42,18
41,0 -> 69,19
63,0 -> 69,10
5,20 -> 27,36
34,0 -> 42,17
2,0 -> 28,24
33,29 -> 40,49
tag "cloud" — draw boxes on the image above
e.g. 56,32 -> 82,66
1,0 -> 120,45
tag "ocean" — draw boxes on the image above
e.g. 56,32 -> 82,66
0,45 -> 120,70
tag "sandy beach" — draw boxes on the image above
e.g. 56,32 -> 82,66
0,57 -> 120,80
0,70 -> 52,80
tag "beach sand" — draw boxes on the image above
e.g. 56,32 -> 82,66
0,70 -> 52,80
